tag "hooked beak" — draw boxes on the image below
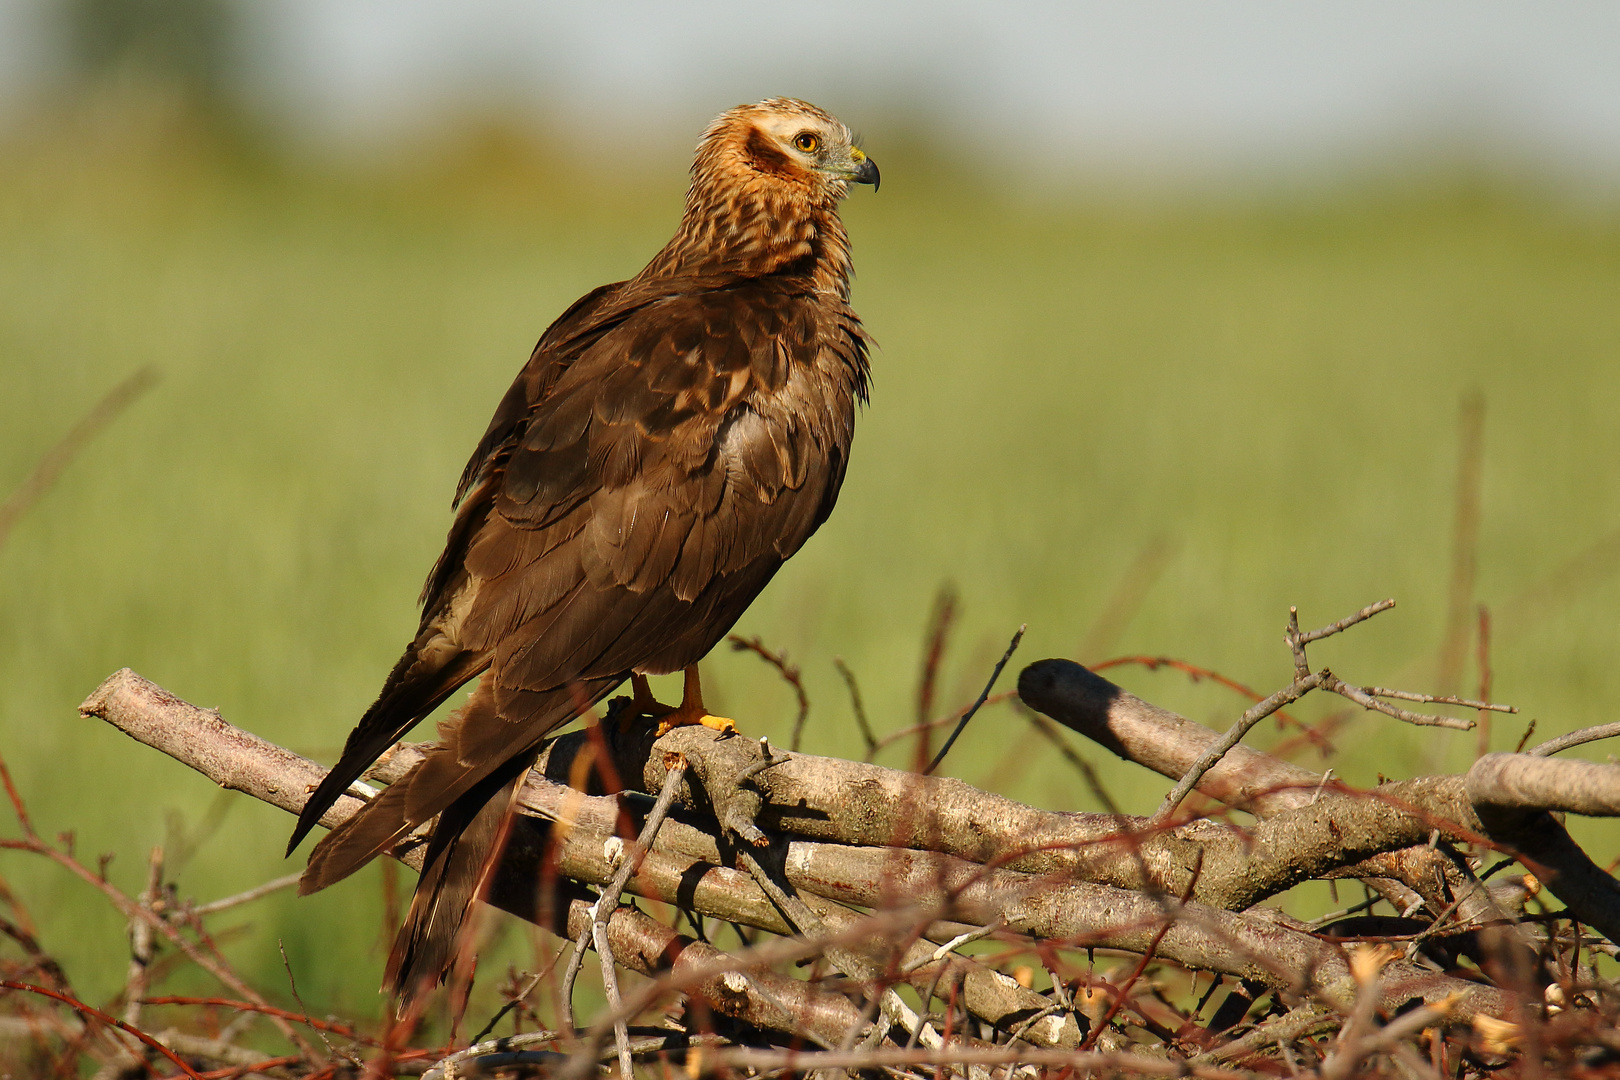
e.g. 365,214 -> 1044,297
848,147 -> 880,191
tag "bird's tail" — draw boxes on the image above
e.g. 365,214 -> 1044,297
286,636 -> 487,856
384,753 -> 534,1010
298,674 -> 620,1007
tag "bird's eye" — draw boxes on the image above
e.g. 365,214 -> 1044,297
793,132 -> 820,153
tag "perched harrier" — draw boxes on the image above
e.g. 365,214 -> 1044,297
286,98 -> 879,1006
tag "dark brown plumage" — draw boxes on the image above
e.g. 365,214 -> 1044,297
286,98 -> 878,1007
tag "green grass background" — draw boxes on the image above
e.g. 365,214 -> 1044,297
2,104 -> 1619,1025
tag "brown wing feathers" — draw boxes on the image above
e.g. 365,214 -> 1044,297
290,99 -> 875,1009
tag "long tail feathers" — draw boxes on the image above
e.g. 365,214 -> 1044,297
295,672 -> 624,1009
287,643 -> 487,856
383,758 -> 532,1011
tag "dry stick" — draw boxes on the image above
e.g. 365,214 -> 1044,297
698,1044 -> 1251,1076
0,366 -> 160,552
1190,1003 -> 1337,1065
1325,678 -> 1476,730
277,939 -> 338,1067
925,624 -> 1025,775
122,847 -> 165,1030
913,583 -> 959,771
1077,535 -> 1178,663
1476,604 -> 1495,758
726,634 -> 810,752
1359,687 -> 1511,711
95,846 -> 167,1079
1,981 -> 203,1080
1438,391 -> 1486,695
86,669 -> 1514,1027
1530,722 -> 1620,758
834,657 -> 878,759
188,872 -> 303,917
421,1029 -> 564,1079
1287,600 -> 1483,730
1091,654 -> 1330,750
1151,671 -> 1327,825
559,758 -> 688,1068
0,748 -> 317,1061
1293,598 -> 1398,649
1467,753 -> 1620,818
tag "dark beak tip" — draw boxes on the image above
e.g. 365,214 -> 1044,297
855,158 -> 880,191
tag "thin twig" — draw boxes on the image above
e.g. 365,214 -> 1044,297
834,656 -> 878,758
121,846 -> 164,1031
1152,671 -> 1326,824
925,624 -> 1025,775
899,921 -> 1003,976
187,873 -> 302,917
277,939 -> 335,1065
1530,722 -> 1620,758
1476,604 -> 1495,758
1327,678 -> 1475,731
914,584 -> 959,770
138,997 -> 376,1044
727,635 -> 810,752
0,366 -> 160,552
1090,654 -> 1329,749
1298,598 -> 1398,647
1361,687 -> 1513,712
561,757 -> 688,1074
0,747 -> 317,1060
1,980 -> 203,1080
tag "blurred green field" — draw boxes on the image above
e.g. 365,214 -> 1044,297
3,105 -> 1619,1025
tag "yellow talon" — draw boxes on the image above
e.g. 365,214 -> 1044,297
657,712 -> 736,737
639,666 -> 739,737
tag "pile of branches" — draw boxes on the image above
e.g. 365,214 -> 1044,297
4,600 -> 1620,1078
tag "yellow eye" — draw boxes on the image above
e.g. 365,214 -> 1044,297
793,132 -> 820,153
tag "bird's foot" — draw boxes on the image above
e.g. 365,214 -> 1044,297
632,667 -> 737,737
655,709 -> 738,738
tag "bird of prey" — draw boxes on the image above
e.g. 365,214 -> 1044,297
286,98 -> 879,1007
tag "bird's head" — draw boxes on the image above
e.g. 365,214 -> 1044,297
695,98 -> 880,202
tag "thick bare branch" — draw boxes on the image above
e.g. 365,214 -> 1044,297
85,669 -> 1510,1026
1469,752 -> 1620,818
1018,658 -> 1320,817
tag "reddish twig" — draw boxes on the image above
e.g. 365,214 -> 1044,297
0,747 -> 317,1058
1476,604 -> 1494,758
727,634 -> 810,752
1091,655 -> 1331,751
151,1056 -> 304,1080
139,997 -> 379,1044
1,980 -> 203,1079
914,584 -> 959,770
833,656 -> 878,758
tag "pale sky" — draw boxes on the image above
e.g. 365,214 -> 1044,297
3,1 -> 1619,182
